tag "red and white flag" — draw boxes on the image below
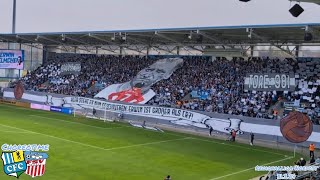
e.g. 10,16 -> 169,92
25,159 -> 46,178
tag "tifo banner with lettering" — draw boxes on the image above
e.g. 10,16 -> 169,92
3,89 -> 320,144
60,63 -> 81,75
244,73 -> 295,91
94,58 -> 184,104
65,96 -> 201,121
0,50 -> 24,69
65,97 -> 320,142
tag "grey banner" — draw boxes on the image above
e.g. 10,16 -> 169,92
60,63 -> 81,75
244,73 -> 296,91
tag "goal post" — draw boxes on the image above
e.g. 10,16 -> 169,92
73,107 -> 115,122
73,108 -> 91,118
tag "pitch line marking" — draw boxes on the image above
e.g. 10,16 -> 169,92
1,106 -> 288,156
208,156 -> 294,180
187,137 -> 286,157
29,115 -> 124,130
30,115 -> 287,157
30,115 -> 185,137
0,123 -> 189,152
0,130 -> 35,134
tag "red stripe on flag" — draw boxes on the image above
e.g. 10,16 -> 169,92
34,165 -> 38,177
42,165 -> 46,175
38,164 -> 41,176
26,166 -> 30,175
29,166 -> 34,176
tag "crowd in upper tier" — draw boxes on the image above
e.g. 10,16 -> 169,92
10,53 -> 320,122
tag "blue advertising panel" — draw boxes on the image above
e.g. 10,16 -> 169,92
50,106 -> 73,115
0,50 -> 25,69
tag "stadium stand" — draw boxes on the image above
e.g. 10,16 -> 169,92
10,53 -> 320,123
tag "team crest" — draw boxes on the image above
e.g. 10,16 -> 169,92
1,150 -> 27,178
24,151 -> 48,178
1,145 -> 49,179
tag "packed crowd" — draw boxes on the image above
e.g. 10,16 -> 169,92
149,57 -> 296,118
14,53 -> 155,97
11,53 -> 320,120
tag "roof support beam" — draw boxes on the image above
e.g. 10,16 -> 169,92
152,46 -> 175,54
197,31 -> 229,49
38,35 -> 69,51
249,29 -> 296,57
155,32 -> 201,54
88,34 -> 120,53
123,46 -> 146,55
126,36 -> 149,46
88,33 -> 114,45
0,37 -> 44,51
64,35 -> 93,52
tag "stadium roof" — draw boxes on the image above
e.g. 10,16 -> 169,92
1,23 -> 320,48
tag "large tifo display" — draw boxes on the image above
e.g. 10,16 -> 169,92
0,50 -> 24,69
94,58 -> 183,104
3,89 -> 320,144
244,73 -> 296,91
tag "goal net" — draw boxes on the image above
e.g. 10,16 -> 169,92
73,107 -> 116,122
73,108 -> 92,118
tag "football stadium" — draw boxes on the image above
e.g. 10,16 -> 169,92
1,0 -> 320,179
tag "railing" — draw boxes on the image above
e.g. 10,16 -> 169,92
295,162 -> 320,180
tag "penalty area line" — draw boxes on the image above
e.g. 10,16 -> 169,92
0,130 -> 35,134
0,123 -> 189,152
29,115 -> 125,130
187,137 -> 286,157
208,156 -> 294,180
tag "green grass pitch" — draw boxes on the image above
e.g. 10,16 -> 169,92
0,104 -> 296,180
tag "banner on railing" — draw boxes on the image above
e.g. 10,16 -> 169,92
3,89 -> 320,143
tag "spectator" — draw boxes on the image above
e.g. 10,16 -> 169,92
250,132 -> 254,146
295,158 -> 306,166
310,143 -> 315,158
11,54 -> 320,122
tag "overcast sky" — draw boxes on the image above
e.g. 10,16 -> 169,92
1,0 -> 320,33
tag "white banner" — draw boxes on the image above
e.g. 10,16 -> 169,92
94,58 -> 183,104
3,90 -> 320,143
60,63 -> 81,75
